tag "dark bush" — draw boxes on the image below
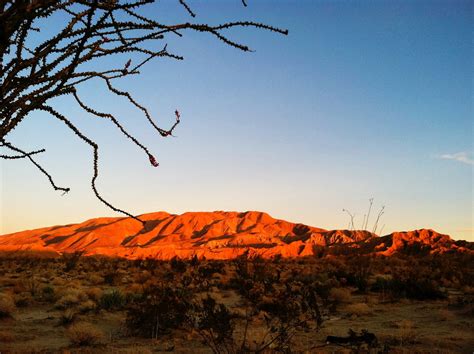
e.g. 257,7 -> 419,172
41,285 -> 56,302
125,285 -> 191,338
371,276 -> 446,300
170,257 -> 187,273
191,295 -> 235,352
62,251 -> 85,272
99,289 -> 125,310
103,272 -> 118,285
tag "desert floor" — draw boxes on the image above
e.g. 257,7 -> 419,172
0,252 -> 472,353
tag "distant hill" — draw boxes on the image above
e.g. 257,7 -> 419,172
0,211 -> 471,259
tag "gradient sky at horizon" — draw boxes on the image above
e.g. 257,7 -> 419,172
1,0 -> 472,240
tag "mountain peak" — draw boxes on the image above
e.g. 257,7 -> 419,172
0,211 -> 470,259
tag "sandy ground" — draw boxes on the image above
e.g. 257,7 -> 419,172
1,291 -> 473,353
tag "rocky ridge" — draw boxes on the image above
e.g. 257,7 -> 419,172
0,211 -> 470,259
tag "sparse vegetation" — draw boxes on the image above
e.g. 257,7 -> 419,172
41,285 -> 56,303
0,250 -> 472,352
345,302 -> 371,317
0,330 -> 14,343
67,322 -> 104,347
99,288 -> 125,310
0,293 -> 15,318
59,309 -> 77,326
55,288 -> 86,309
125,284 -> 191,338
329,287 -> 352,305
343,198 -> 386,233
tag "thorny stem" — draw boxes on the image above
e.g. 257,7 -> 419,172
0,0 -> 288,221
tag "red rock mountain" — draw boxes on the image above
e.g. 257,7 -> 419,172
0,211 -> 470,259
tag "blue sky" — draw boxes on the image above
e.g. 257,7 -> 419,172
1,0 -> 472,240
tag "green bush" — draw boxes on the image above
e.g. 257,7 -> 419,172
99,289 -> 125,310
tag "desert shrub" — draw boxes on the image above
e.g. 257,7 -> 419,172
371,276 -> 446,300
311,280 -> 333,303
170,257 -> 187,273
450,294 -> 474,317
191,295 -> 235,353
190,289 -> 322,353
41,285 -> 56,303
134,257 -> 160,271
127,283 -> 144,294
345,303 -> 371,316
51,277 -> 67,286
67,322 -> 104,347
134,270 -> 152,284
198,262 -> 226,279
67,279 -> 84,288
62,251 -> 85,272
59,309 -> 77,326
221,257 -> 324,351
87,274 -> 104,285
230,256 -> 281,301
190,254 -> 200,266
99,288 -> 125,310
326,329 -> 378,350
462,286 -> 474,295
103,271 -> 118,285
395,320 -> 419,346
180,274 -> 194,287
12,279 -> 26,294
333,256 -> 372,292
55,289 -> 85,309
329,287 -> 352,305
0,330 -> 14,342
262,284 -> 323,350
78,300 -> 97,313
85,287 -> 103,301
124,290 -> 142,304
438,308 -> 455,321
24,277 -> 40,297
125,285 -> 191,338
13,292 -> 33,307
0,293 -> 16,318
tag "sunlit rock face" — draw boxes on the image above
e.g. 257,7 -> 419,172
0,211 -> 470,259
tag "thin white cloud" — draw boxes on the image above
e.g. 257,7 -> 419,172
438,151 -> 474,165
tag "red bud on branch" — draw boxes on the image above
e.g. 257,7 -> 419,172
149,154 -> 159,167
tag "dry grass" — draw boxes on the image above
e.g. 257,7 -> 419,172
438,308 -> 455,321
329,287 -> 352,304
0,330 -> 14,342
0,293 -> 16,318
87,274 -> 104,285
85,287 -> 103,301
0,251 -> 472,352
51,277 -> 67,286
344,302 -> 371,316
59,309 -> 78,326
55,288 -> 88,309
67,322 -> 104,347
13,292 -> 33,307
395,319 -> 419,346
78,300 -> 97,313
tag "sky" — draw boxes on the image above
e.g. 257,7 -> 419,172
1,0 -> 472,240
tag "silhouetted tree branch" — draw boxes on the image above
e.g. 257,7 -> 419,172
0,0 -> 287,223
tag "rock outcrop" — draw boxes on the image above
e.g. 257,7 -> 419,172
0,211 -> 470,259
